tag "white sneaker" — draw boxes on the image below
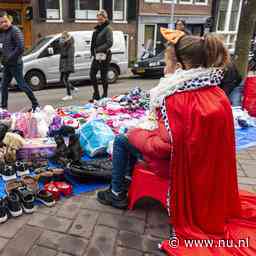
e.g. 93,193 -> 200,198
62,95 -> 73,101
72,87 -> 79,95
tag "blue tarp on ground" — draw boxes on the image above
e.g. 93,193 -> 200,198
236,127 -> 256,151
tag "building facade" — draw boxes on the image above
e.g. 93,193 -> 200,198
137,0 -> 212,58
214,0 -> 243,51
0,0 -> 137,62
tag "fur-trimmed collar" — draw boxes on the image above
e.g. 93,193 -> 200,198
150,67 -> 224,111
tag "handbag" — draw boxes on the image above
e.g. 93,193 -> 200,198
95,53 -> 107,61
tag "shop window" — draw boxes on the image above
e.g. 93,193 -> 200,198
75,0 -> 102,20
113,0 -> 126,21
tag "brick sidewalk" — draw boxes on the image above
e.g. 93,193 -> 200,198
0,147 -> 255,256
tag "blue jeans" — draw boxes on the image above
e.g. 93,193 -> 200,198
111,134 -> 142,193
229,80 -> 244,107
1,63 -> 39,109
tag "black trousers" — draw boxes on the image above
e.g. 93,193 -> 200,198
89,58 -> 110,100
61,72 -> 74,96
1,63 -> 39,109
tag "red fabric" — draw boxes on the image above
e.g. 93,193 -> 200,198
128,164 -> 169,210
242,76 -> 256,117
160,86 -> 256,255
127,111 -> 171,178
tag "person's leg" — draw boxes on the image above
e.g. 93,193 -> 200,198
62,72 -> 71,96
97,134 -> 141,209
100,60 -> 109,98
10,64 -> 39,109
89,59 -> 100,100
1,66 -> 13,109
229,80 -> 244,106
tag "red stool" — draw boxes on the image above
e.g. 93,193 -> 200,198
128,164 -> 169,210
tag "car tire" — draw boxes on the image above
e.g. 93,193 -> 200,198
25,70 -> 46,91
107,66 -> 119,84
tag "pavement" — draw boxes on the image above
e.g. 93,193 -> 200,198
0,78 -> 255,255
0,147 -> 255,256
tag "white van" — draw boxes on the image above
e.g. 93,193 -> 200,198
0,31 -> 128,90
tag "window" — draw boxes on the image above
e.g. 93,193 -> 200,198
39,39 -> 61,59
179,0 -> 193,4
162,0 -> 177,3
75,0 -> 102,20
46,0 -> 61,20
194,0 -> 208,5
229,0 -> 241,31
113,0 -> 126,21
217,0 -> 228,31
144,0 -> 160,3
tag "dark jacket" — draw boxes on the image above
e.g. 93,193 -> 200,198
0,25 -> 24,66
221,62 -> 242,96
90,21 -> 113,57
59,36 -> 75,73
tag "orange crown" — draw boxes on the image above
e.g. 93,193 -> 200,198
160,27 -> 185,45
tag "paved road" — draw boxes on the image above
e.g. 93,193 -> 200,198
7,77 -> 160,112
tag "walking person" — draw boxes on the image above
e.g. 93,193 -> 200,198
90,10 -> 113,101
0,11 -> 39,111
59,31 -> 78,101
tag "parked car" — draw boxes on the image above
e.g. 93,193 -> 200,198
132,51 -> 165,78
0,31 -> 128,90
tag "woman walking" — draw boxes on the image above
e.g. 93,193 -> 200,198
59,31 -> 78,101
90,10 -> 113,101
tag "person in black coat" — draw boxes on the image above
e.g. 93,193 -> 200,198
90,10 -> 113,101
221,61 -> 243,106
59,31 -> 78,101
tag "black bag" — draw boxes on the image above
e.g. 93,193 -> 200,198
0,124 -> 9,143
68,157 -> 112,181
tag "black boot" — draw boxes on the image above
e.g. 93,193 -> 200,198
67,134 -> 82,164
101,84 -> 108,98
49,135 -> 68,165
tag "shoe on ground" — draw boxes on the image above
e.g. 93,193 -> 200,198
36,189 -> 55,207
32,105 -> 41,113
0,198 -> 8,223
13,187 -> 35,214
15,161 -> 30,177
6,192 -> 23,217
62,95 -> 73,101
97,188 -> 128,209
1,165 -> 17,181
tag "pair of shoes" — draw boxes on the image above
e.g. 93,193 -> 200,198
18,175 -> 56,208
12,187 -> 35,214
36,189 -> 55,207
0,165 -> 16,181
0,162 -> 30,181
44,181 -> 73,201
0,198 -> 8,223
97,187 -> 128,209
62,95 -> 73,101
14,161 -> 30,176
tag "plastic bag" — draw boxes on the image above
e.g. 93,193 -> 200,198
79,120 -> 115,157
